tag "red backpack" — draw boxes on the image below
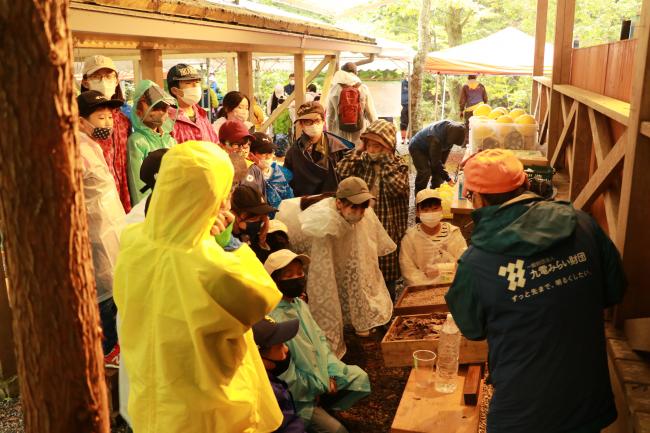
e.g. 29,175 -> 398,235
338,83 -> 364,132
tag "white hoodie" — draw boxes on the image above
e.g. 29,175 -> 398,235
326,70 -> 378,145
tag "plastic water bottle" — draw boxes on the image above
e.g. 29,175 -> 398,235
435,313 -> 461,393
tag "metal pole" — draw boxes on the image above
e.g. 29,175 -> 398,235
441,74 -> 447,120
206,57 -> 212,122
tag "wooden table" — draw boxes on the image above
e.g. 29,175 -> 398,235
391,366 -> 481,433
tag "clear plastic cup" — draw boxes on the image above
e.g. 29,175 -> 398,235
413,350 -> 437,388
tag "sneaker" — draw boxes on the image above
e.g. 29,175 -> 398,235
104,344 -> 120,369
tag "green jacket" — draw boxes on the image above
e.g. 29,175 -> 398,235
445,193 -> 625,433
127,80 -> 176,205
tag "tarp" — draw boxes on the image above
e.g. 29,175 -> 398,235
425,27 -> 553,76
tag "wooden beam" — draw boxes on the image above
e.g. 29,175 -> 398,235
641,121 -> 650,138
547,0 -> 576,160
319,56 -> 338,107
533,75 -> 552,87
573,133 -> 626,209
554,84 -> 630,126
260,55 -> 333,131
237,51 -> 254,119
569,105 -> 592,201
140,48 -> 163,87
294,53 -> 306,109
550,100 -> 577,167
616,0 -> 650,322
226,56 -> 237,93
588,108 -> 620,237
532,0 -> 549,110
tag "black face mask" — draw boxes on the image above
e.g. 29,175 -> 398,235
264,350 -> 292,377
278,276 -> 306,298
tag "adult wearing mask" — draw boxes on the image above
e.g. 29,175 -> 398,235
326,62 -> 378,146
408,119 -> 466,193
268,84 -> 287,115
459,74 -> 488,139
81,55 -> 132,212
127,80 -> 177,205
114,141 -> 284,433
337,119 -> 409,300
284,73 -> 296,96
167,63 -> 219,144
213,91 -> 252,136
446,149 -> 626,433
285,102 -> 351,197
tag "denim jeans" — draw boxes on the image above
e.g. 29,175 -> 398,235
99,297 -> 118,355
307,407 -> 348,433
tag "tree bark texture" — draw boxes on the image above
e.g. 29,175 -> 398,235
0,1 -> 110,432
410,0 -> 432,134
443,4 -> 472,119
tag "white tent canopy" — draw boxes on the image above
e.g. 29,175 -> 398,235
426,27 -> 553,76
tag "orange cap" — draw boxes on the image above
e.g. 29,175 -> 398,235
463,149 -> 527,194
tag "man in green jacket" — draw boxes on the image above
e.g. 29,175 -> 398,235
446,149 -> 626,433
127,80 -> 177,205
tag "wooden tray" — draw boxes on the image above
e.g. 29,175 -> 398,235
381,313 -> 488,368
394,284 -> 450,315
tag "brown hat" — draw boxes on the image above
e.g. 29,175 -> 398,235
295,101 -> 325,123
336,176 -> 375,204
361,119 -> 397,150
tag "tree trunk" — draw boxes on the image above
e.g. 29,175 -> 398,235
410,0 -> 432,134
0,1 -> 110,432
443,4 -> 471,120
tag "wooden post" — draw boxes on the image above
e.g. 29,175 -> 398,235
532,0 -> 549,109
0,1 -> 110,431
140,49 -> 164,88
294,53 -> 306,109
132,59 -> 141,85
320,56 -> 338,106
568,105 -> 591,200
237,51 -> 254,99
615,0 -> 650,322
547,0 -> 576,161
226,55 -> 237,93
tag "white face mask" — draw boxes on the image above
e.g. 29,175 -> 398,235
420,211 -> 443,228
178,85 -> 202,106
343,213 -> 363,224
88,78 -> 117,99
303,123 -> 324,138
234,107 -> 249,122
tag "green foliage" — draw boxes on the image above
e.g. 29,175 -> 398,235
273,110 -> 292,135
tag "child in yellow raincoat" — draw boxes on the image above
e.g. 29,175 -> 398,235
114,141 -> 283,433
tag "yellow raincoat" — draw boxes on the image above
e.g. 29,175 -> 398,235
113,141 -> 283,433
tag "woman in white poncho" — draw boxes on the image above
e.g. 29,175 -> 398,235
298,177 -> 395,358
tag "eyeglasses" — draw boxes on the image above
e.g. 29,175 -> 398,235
87,71 -> 117,81
300,118 -> 322,126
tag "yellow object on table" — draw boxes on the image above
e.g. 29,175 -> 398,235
391,367 -> 481,433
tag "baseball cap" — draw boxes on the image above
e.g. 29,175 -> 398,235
463,149 -> 527,194
415,188 -> 442,205
219,120 -> 255,144
264,249 -> 311,275
336,177 -> 375,204
361,119 -> 397,150
295,101 -> 325,123
250,132 -> 276,155
267,219 -> 289,235
231,185 -> 276,215
252,316 -> 299,349
138,83 -> 177,109
82,55 -> 117,77
139,148 -> 169,193
166,63 -> 201,87
77,91 -> 123,118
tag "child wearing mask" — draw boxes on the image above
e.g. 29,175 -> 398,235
252,316 -> 306,433
285,102 -> 351,197
245,132 -> 294,213
299,177 -> 395,357
166,63 -> 219,144
76,90 -> 127,368
81,55 -> 132,212
266,250 -> 370,433
219,119 -> 256,178
231,185 -> 277,260
399,189 -> 467,286
127,80 -> 177,205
